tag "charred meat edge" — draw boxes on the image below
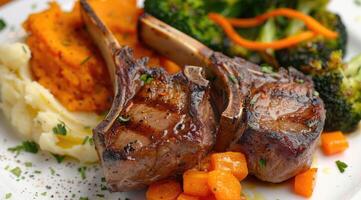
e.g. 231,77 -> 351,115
80,0 -> 217,191
138,14 -> 326,182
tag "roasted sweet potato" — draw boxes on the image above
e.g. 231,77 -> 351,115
24,1 -> 169,112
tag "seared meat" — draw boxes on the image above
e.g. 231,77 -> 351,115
139,14 -> 326,183
80,0 -> 217,191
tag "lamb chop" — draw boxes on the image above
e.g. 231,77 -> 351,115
80,0 -> 217,191
139,14 -> 326,183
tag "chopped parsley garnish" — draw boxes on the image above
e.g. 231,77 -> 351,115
96,194 -> 105,198
34,170 -> 41,174
41,192 -> 47,196
250,93 -> 261,106
24,162 -> 32,167
10,167 -> 22,177
82,136 -> 94,145
8,141 -> 39,155
5,193 -> 12,199
49,167 -> 55,175
260,65 -> 274,74
79,197 -> 89,200
82,136 -> 89,145
100,184 -> 107,191
78,166 -> 87,180
52,154 -> 66,163
355,0 -> 361,6
140,73 -> 154,84
21,45 -> 27,54
259,159 -> 266,168
295,79 -> 305,84
52,122 -> 67,136
336,160 -> 348,173
80,56 -> 92,65
118,116 -> 130,124
228,75 -> 237,84
0,19 -> 6,32
31,3 -> 37,10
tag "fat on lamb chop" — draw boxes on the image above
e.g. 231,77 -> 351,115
80,0 -> 217,191
138,14 -> 326,183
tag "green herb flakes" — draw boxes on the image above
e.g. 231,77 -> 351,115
100,184 -> 107,191
10,167 -> 22,177
79,197 -> 89,200
260,65 -> 274,74
52,122 -> 67,136
140,73 -> 154,84
0,19 -> 6,32
5,193 -> 12,199
96,194 -> 105,198
24,162 -> 32,167
34,170 -> 41,174
49,167 -> 55,175
80,56 -> 92,65
336,160 -> 348,173
259,159 -> 266,168
41,192 -> 47,196
78,166 -> 87,180
295,79 -> 305,84
228,75 -> 237,84
355,0 -> 361,6
8,141 -> 39,155
52,154 -> 66,163
313,91 -> 320,97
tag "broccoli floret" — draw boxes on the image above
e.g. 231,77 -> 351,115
312,52 -> 361,132
144,0 -> 225,51
275,11 -> 347,70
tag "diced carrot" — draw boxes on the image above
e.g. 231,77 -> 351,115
294,168 -> 318,198
146,179 -> 182,200
160,57 -> 182,74
177,194 -> 200,200
199,195 -> 217,200
183,170 -> 211,197
321,131 -> 349,155
208,170 -> 242,200
210,152 -> 248,181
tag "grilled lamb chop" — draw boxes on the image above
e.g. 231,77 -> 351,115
139,14 -> 326,183
80,0 -> 217,191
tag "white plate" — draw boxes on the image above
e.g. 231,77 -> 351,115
0,0 -> 361,199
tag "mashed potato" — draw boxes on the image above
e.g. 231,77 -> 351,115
0,43 -> 102,163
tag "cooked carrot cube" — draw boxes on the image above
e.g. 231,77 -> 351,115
321,131 -> 349,155
208,170 -> 242,200
146,179 -> 182,200
294,168 -> 318,198
211,152 -> 248,181
177,193 -> 200,200
183,170 -> 211,197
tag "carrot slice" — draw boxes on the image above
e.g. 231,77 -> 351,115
211,152 -> 248,181
294,168 -> 318,198
208,13 -> 316,50
226,8 -> 338,39
160,57 -> 182,74
146,180 -> 182,200
208,170 -> 242,200
321,131 -> 349,155
183,170 -> 211,197
177,194 -> 200,200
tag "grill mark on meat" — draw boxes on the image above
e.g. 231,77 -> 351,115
138,15 -> 326,184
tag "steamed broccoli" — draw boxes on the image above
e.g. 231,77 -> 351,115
311,52 -> 361,132
144,0 -> 225,51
